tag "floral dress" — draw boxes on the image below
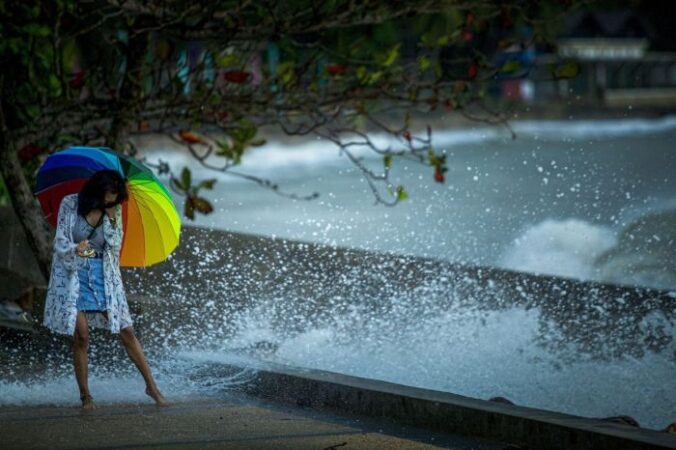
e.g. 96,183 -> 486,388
43,193 -> 133,335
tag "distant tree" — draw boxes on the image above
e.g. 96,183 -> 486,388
0,0 -> 582,278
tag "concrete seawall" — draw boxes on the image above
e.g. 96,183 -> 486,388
215,360 -> 676,450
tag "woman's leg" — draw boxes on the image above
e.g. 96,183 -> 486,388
73,311 -> 93,409
118,325 -> 168,406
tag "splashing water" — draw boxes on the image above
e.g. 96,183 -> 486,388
2,117 -> 675,433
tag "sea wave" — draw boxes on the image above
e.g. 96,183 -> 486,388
499,209 -> 676,290
136,115 -> 676,181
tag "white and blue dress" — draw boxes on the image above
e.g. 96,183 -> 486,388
43,193 -> 133,336
72,214 -> 107,312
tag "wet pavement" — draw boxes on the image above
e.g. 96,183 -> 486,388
0,392 -> 506,449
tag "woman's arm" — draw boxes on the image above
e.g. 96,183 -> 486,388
54,198 -> 78,272
103,204 -> 123,252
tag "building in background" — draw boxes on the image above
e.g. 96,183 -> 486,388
533,10 -> 676,109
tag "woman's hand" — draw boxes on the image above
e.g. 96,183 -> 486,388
76,240 -> 90,255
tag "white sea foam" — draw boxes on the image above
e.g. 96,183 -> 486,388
498,218 -> 618,281
0,358 -> 254,407
184,303 -> 676,430
499,213 -> 676,289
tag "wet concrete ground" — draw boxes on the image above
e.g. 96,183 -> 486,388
0,392 -> 507,450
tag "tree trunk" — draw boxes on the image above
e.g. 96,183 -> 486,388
0,117 -> 53,281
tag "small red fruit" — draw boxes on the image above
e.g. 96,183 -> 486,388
402,130 -> 412,142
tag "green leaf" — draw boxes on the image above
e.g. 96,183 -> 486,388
356,66 -> 368,84
208,93 -> 223,105
553,62 -> 580,79
383,155 -> 392,168
24,104 -> 40,119
396,185 -> 408,201
433,62 -> 443,79
376,44 -> 400,67
408,87 -> 418,101
367,71 -> 383,85
48,74 -> 62,96
0,175 -> 8,207
198,178 -> 217,190
192,196 -> 213,214
420,31 -> 451,49
216,53 -> 238,67
181,167 -> 192,190
61,39 -> 78,70
21,24 -> 50,37
321,0 -> 337,14
427,149 -> 438,165
420,33 -> 436,48
278,61 -> 295,86
499,60 -> 521,73
184,199 -> 195,220
436,35 -> 450,46
417,56 -> 430,72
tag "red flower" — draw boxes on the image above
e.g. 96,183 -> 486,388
434,166 -> 445,183
223,70 -> 250,83
17,144 -> 45,162
179,130 -> 208,145
326,64 -> 347,76
468,62 -> 478,79
69,70 -> 86,89
466,13 -> 475,26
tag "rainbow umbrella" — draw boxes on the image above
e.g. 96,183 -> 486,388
35,146 -> 181,267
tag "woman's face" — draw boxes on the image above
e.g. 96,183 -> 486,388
103,191 -> 119,208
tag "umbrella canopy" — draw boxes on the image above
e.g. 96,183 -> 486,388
35,146 -> 181,267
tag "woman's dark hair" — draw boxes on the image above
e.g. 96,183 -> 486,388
78,170 -> 128,217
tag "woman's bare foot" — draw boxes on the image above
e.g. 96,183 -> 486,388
80,394 -> 95,410
145,387 -> 169,406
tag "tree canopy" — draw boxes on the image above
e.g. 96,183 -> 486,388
0,0 -> 584,277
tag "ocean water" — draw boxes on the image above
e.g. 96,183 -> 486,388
140,115 -> 676,291
2,116 -> 674,432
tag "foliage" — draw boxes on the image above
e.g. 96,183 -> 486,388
0,175 -> 7,207
0,0 -> 584,215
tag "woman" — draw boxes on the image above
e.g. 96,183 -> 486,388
43,170 -> 168,410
